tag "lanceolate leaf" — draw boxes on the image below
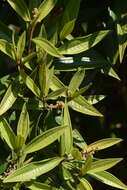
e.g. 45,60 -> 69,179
87,158 -> 123,174
20,70 -> 41,98
35,0 -> 57,23
4,157 -> 63,182
32,37 -> 62,58
90,171 -> 127,190
81,156 -> 92,175
60,0 -> 80,40
0,81 -> 19,116
60,104 -> 73,155
26,181 -> 59,190
85,95 -> 105,105
68,70 -> 85,95
68,95 -> 103,116
0,118 -> 16,150
7,0 -> 31,22
24,125 -> 66,154
17,103 -> 30,148
58,30 -> 110,55
0,39 -> 15,59
88,138 -> 123,151
73,129 -> 87,149
47,87 -> 67,100
77,178 -> 93,190
17,31 -> 26,60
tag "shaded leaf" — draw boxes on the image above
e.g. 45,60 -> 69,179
73,129 -> 87,149
26,181 -> 58,190
17,31 -> 26,60
0,39 -> 15,59
47,88 -> 67,100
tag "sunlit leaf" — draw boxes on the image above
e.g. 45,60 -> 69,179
88,138 -> 123,151
26,181 -> 59,190
24,125 -> 66,154
73,129 -> 87,149
77,178 -> 93,190
4,157 -> 63,182
90,171 -> 127,190
87,158 -> 123,174
7,0 -> 31,21
0,39 -> 15,59
0,117 -> 16,150
59,30 -> 110,55
17,31 -> 26,60
32,37 -> 62,58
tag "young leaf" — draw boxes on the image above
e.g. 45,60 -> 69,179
68,95 -> 103,116
85,95 -> 105,105
87,158 -> 123,174
81,156 -> 92,175
24,125 -> 66,154
60,104 -> 73,155
35,0 -> 57,23
60,0 -> 80,40
26,181 -> 59,190
16,103 -> 30,148
7,0 -> 31,22
68,70 -> 85,95
47,88 -> 67,100
20,70 -> 41,98
50,75 -> 66,91
4,157 -> 63,182
73,129 -> 87,149
90,171 -> 127,190
32,37 -> 62,58
0,81 -> 19,116
58,30 -> 110,55
0,117 -> 16,150
88,138 -> 123,151
17,31 -> 26,60
77,178 -> 93,190
0,39 -> 15,59
71,148 -> 82,160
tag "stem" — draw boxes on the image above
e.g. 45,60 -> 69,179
28,21 -> 37,53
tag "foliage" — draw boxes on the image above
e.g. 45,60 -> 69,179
0,0 -> 127,190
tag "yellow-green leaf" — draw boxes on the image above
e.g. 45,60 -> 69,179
0,118 -> 16,150
77,178 -> 93,190
59,30 -> 110,55
4,157 -> 63,182
17,31 -> 26,60
88,138 -> 123,151
87,158 -> 123,174
24,125 -> 66,154
26,181 -> 58,190
0,39 -> 15,59
7,0 -> 31,22
90,171 -> 127,190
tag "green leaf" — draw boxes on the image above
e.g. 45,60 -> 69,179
62,166 -> 74,182
68,70 -> 85,95
90,171 -> 127,190
0,162 -> 8,175
26,181 -> 58,190
81,156 -> 92,175
87,158 -> 123,174
72,84 -> 92,100
85,95 -> 105,105
32,37 -> 62,58
0,118 -> 16,150
50,75 -> 66,91
17,31 -> 26,60
35,0 -> 57,23
58,30 -> 110,55
60,0 -> 80,40
0,81 -> 19,116
73,129 -> 87,149
68,95 -> 103,116
24,125 -> 66,154
0,21 -> 12,41
60,104 -> 73,155
16,103 -> 30,149
77,178 -> 93,190
47,88 -> 67,100
7,0 -> 31,22
0,39 -> 15,59
4,157 -> 63,182
88,138 -> 123,151
20,70 -> 41,98
71,148 -> 82,160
